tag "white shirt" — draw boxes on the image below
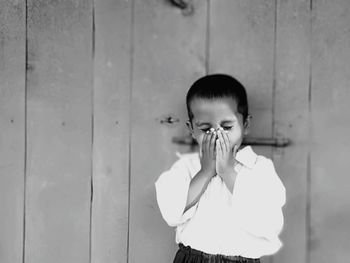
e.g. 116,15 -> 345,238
155,146 -> 286,259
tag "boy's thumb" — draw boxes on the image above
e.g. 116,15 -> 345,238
232,145 -> 237,156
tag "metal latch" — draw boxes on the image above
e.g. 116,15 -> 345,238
172,135 -> 290,147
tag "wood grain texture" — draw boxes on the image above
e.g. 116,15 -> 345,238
273,0 -> 310,263
129,0 -> 207,262
92,0 -> 132,262
0,1 -> 26,263
25,1 -> 93,262
2,2 -> 350,262
311,0 -> 350,262
210,1 -> 281,262
209,0 -> 275,160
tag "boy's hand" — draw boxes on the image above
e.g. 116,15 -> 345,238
215,128 -> 238,178
199,129 -> 217,176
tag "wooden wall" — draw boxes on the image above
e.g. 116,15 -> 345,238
0,0 -> 349,263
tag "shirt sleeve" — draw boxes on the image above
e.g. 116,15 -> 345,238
239,158 -> 286,243
155,156 -> 198,227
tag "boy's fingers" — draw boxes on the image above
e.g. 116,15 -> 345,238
222,129 -> 231,151
217,132 -> 225,154
209,132 -> 216,157
204,132 -> 211,154
201,132 -> 207,155
201,133 -> 206,149
232,144 -> 238,157
203,132 -> 209,152
218,130 -> 228,153
216,138 -> 223,160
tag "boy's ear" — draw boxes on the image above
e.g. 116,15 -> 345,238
243,115 -> 251,135
186,120 -> 196,139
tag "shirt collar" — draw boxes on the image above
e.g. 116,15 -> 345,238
235,146 -> 258,169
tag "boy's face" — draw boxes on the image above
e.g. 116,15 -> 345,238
186,97 -> 249,152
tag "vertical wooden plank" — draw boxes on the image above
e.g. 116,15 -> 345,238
210,1 -> 275,262
209,0 -> 275,160
25,1 -> 93,263
311,1 -> 350,262
0,1 -> 25,263
273,1 -> 310,263
129,0 -> 207,262
92,0 -> 131,262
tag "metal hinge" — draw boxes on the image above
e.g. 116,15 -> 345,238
169,0 -> 194,15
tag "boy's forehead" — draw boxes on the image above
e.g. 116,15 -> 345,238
190,97 -> 238,108
190,98 -> 240,122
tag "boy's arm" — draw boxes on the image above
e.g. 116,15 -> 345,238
218,165 -> 239,194
184,130 -> 217,211
156,132 -> 217,226
155,157 -> 205,227
184,169 -> 214,212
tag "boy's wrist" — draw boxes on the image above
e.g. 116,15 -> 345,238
199,168 -> 215,179
218,166 -> 236,178
218,162 -> 242,178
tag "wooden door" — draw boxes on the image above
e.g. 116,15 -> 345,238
128,0 -> 207,262
1,1 -> 350,263
0,1 -> 26,263
128,1 -> 350,263
25,1 -> 93,262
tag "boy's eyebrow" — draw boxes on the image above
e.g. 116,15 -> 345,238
195,120 -> 235,126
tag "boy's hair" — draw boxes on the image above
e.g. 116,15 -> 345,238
186,74 -> 249,126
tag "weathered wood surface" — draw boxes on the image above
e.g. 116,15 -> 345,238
0,1 -> 26,263
273,1 -> 310,263
128,0 -> 207,262
1,0 -> 350,262
311,0 -> 350,262
25,1 -> 93,262
209,0 -> 275,165
209,2 -> 275,260
92,0 -> 132,262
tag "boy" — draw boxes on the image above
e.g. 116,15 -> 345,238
155,74 -> 286,263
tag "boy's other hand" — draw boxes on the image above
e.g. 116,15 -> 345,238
199,130 -> 217,176
215,128 -> 238,178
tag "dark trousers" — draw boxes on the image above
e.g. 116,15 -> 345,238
173,243 -> 261,263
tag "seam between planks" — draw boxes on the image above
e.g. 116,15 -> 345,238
127,0 -> 136,262
23,0 -> 28,262
205,0 -> 211,74
306,1 -> 313,263
89,1 -> 96,263
271,1 -> 278,263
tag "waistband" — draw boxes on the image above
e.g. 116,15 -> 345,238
178,243 -> 260,263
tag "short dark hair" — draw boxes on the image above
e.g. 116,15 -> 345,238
186,74 -> 249,126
